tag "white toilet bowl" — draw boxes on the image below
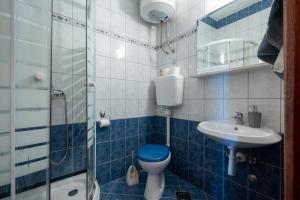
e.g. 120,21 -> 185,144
137,144 -> 171,200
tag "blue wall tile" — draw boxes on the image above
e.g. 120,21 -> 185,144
175,119 -> 188,140
50,148 -> 73,179
72,123 -> 87,147
205,147 -> 224,176
205,171 -> 223,199
126,118 -> 139,137
16,170 -> 47,191
96,124 -> 110,142
176,139 -> 188,161
157,116 -> 166,134
126,136 -> 138,156
96,162 -> 111,185
73,147 -> 86,172
249,163 -> 281,199
189,142 -> 204,167
111,158 -> 126,180
96,142 -> 110,165
51,124 -> 72,152
111,119 -> 125,140
111,139 -> 125,160
188,162 -> 204,190
176,158 -> 189,180
189,121 -> 203,144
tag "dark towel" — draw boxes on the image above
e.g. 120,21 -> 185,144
257,0 -> 283,79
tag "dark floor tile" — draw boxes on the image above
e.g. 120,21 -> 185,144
224,179 -> 247,200
162,185 -> 180,198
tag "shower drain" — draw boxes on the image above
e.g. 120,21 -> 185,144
68,189 -> 78,196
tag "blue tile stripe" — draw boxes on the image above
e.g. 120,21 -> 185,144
16,142 -> 48,150
15,156 -> 48,167
201,0 -> 273,29
15,126 -> 48,132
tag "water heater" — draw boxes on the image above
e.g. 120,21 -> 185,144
140,0 -> 176,24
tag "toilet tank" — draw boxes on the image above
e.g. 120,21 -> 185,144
155,75 -> 184,107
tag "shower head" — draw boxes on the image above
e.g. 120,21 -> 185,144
51,89 -> 64,97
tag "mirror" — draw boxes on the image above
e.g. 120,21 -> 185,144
196,0 -> 273,76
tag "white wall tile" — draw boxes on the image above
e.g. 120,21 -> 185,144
0,89 -> 10,111
126,81 -> 139,99
110,38 -> 125,60
224,72 -> 248,99
205,75 -> 224,99
52,46 -> 73,74
51,98 -> 73,125
249,99 -> 281,133
188,99 -> 204,121
96,5 -> 110,30
96,34 -> 110,57
16,110 -> 49,129
126,62 -> 139,81
16,89 -> 49,109
176,38 -> 189,60
111,99 -> 125,119
73,98 -> 86,123
96,55 -> 110,78
72,75 -> 86,99
111,58 -> 125,79
96,77 -> 110,99
0,113 -> 10,133
53,0 -> 72,18
173,100 -> 189,120
53,21 -> 72,49
111,12 -> 125,35
139,64 -> 151,82
188,78 -> 204,99
96,99 -> 110,121
139,100 -> 155,117
223,99 -> 248,122
52,73 -> 73,98
125,42 -> 139,63
204,99 -> 224,121
126,99 -> 139,118
111,79 -> 125,99
249,69 -> 281,98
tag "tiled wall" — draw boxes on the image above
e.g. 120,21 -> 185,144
94,0 -> 158,184
51,0 -> 88,181
155,0 -> 284,200
156,117 -> 284,200
96,117 -> 157,185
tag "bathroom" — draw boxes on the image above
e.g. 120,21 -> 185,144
0,0 -> 289,199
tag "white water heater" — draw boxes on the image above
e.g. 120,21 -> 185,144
140,0 -> 176,24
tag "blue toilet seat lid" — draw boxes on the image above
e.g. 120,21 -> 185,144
137,144 -> 169,162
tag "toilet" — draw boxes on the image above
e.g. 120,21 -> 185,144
137,74 -> 184,200
137,144 -> 171,200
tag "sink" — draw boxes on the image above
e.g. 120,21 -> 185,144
197,120 -> 281,148
197,120 -> 282,176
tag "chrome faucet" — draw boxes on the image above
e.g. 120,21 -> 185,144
233,112 -> 243,125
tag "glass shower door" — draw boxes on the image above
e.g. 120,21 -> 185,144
15,0 -> 51,199
0,0 -> 12,199
86,0 -> 96,198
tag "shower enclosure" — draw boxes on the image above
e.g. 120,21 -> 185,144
0,0 -> 98,199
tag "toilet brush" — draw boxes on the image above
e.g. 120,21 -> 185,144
126,151 -> 139,186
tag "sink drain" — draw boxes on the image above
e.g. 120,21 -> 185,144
68,189 -> 78,196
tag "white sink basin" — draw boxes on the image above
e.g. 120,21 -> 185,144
197,120 -> 282,148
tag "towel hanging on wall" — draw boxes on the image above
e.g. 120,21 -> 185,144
257,0 -> 283,79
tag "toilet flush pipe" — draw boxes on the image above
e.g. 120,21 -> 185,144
227,146 -> 237,176
165,108 -> 172,147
